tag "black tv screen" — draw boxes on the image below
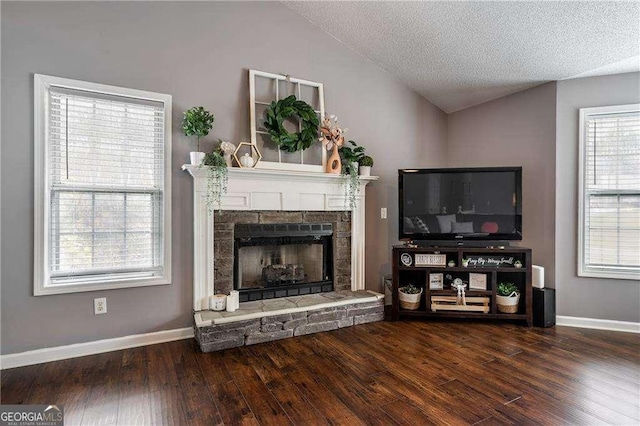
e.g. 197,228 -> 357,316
399,167 -> 522,241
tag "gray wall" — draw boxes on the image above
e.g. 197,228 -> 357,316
1,1 -> 447,354
556,72 -> 640,322
446,83 -> 557,286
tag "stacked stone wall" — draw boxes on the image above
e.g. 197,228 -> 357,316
213,211 -> 352,294
195,300 -> 383,352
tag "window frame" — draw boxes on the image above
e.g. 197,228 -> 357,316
578,103 -> 640,281
249,69 -> 326,172
34,74 -> 172,295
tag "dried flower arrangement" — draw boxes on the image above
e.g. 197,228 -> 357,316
319,115 -> 348,151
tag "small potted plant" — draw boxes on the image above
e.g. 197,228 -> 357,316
359,155 -> 374,176
340,140 -> 365,168
183,106 -> 215,165
201,147 -> 228,213
462,258 -> 470,267
399,284 -> 423,310
496,282 -> 520,313
514,260 -> 523,268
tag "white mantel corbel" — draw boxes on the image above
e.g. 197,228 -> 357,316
182,165 -> 378,311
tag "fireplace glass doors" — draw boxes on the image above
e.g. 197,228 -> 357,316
233,223 -> 333,302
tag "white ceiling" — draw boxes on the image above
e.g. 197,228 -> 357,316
284,1 -> 640,113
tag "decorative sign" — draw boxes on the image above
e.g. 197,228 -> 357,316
415,253 -> 447,267
429,273 -> 444,290
469,273 -> 487,290
400,253 -> 413,267
466,255 -> 515,268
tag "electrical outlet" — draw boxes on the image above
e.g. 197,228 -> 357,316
381,207 -> 387,219
94,298 -> 107,315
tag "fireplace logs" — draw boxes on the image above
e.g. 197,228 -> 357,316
262,264 -> 306,286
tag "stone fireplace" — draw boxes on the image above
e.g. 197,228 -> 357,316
183,165 -> 376,312
183,165 -> 381,352
212,211 -> 352,302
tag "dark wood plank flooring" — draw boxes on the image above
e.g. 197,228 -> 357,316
2,321 -> 639,425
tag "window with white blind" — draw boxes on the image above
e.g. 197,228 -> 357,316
34,74 -> 172,295
578,104 -> 640,280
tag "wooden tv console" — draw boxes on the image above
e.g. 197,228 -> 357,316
391,245 -> 533,326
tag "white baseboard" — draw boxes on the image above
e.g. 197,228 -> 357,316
0,327 -> 194,370
556,316 -> 640,333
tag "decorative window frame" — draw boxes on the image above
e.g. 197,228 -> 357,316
249,69 -> 325,172
577,103 -> 640,281
33,74 -> 173,295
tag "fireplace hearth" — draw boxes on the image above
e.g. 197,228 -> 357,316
234,223 -> 334,302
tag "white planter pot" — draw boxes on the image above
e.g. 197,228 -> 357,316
399,288 -> 423,310
359,166 -> 371,176
190,151 -> 205,166
496,293 -> 520,313
348,161 -> 359,175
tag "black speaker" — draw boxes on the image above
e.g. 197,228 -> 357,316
533,288 -> 556,327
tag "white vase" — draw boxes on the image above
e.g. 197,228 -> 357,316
359,166 -> 371,176
190,151 -> 205,165
224,153 -> 233,167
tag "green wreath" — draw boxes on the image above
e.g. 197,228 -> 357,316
263,95 -> 319,153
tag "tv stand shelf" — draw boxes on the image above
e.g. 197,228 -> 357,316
391,245 -> 532,326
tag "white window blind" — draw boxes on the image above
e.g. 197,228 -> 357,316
579,105 -> 640,280
34,75 -> 172,294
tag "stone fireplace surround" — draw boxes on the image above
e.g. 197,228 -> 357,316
183,165 -> 382,351
214,210 -> 351,296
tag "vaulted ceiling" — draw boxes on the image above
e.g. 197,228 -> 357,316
285,1 -> 640,113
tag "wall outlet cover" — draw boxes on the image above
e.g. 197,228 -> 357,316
94,298 -> 107,315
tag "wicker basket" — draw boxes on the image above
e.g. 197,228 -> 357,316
496,293 -> 520,314
497,303 -> 519,314
399,288 -> 423,310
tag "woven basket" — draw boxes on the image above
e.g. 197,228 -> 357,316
496,293 -> 520,314
497,303 -> 519,314
399,288 -> 423,310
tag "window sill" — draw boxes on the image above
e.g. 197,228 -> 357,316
34,275 -> 171,296
578,268 -> 640,281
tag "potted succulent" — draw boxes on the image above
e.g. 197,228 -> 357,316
201,147 -> 228,213
496,282 -> 520,313
398,284 -> 423,310
514,260 -> 523,268
462,258 -> 470,267
359,155 -> 374,176
183,106 -> 215,165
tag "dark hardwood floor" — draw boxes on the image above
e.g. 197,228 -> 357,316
2,320 -> 639,425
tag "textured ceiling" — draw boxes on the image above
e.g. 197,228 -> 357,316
284,1 -> 640,113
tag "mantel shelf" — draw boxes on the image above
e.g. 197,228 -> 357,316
182,164 -> 379,182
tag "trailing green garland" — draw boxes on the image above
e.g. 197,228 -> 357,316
264,95 -> 319,153
201,151 -> 228,214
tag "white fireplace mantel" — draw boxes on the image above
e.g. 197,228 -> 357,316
182,165 -> 378,311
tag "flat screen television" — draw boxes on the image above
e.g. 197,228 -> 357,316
399,167 -> 522,241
